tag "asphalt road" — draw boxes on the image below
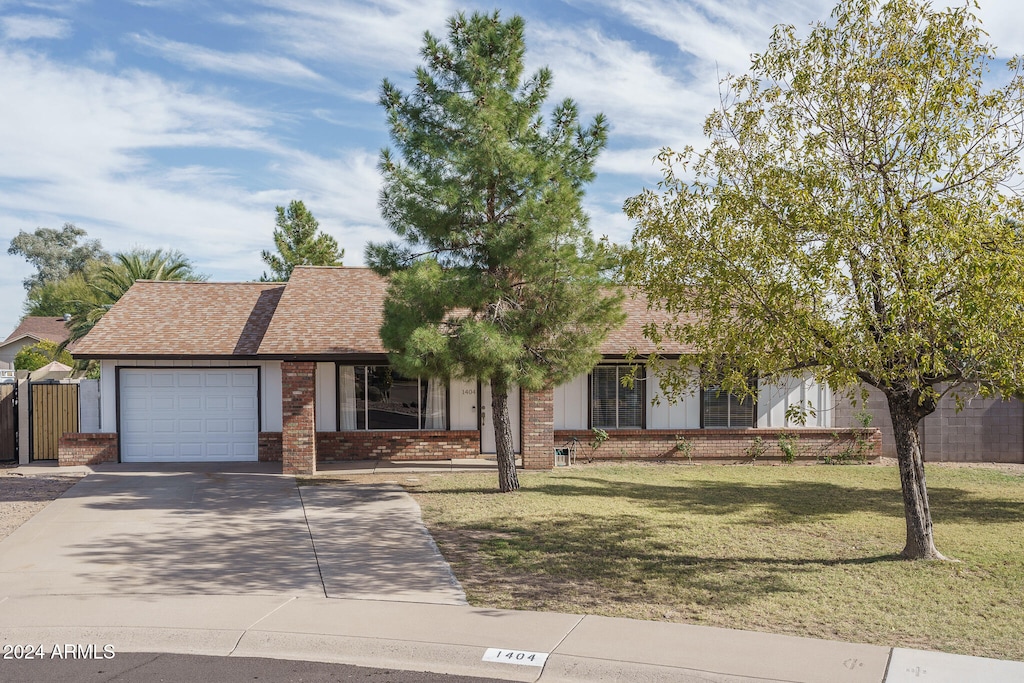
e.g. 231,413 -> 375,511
0,651 -> 515,682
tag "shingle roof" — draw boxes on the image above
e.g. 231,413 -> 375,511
72,281 -> 285,357
72,266 -> 692,359
2,316 -> 70,346
602,292 -> 694,356
256,267 -> 387,356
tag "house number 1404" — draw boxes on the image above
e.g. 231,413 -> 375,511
481,648 -> 548,667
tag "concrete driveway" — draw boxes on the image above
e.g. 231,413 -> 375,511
0,464 -> 465,605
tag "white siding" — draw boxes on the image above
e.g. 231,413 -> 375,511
554,374 -> 587,429
315,362 -> 336,432
99,360 -> 118,432
757,374 -> 832,428
261,362 -> 282,432
648,364 -> 701,429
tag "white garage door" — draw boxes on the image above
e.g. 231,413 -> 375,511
120,368 -> 259,462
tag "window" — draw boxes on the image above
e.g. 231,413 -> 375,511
591,365 -> 643,429
339,365 -> 447,430
702,380 -> 757,428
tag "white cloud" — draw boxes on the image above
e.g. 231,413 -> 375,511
0,44 -> 393,334
595,147 -> 666,179
0,49 -> 275,182
0,14 -> 71,41
130,32 -> 327,86
86,46 -> 116,66
222,0 -> 456,71
528,23 -> 719,162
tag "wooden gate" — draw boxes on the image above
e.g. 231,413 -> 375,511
30,382 -> 79,462
0,383 -> 15,461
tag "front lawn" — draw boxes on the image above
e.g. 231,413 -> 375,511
395,463 -> 1024,660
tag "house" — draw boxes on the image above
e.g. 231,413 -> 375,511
0,316 -> 71,369
64,266 -> 878,473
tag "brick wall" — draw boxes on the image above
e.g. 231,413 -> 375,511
58,433 -> 118,466
281,360 -> 317,475
555,428 -> 881,463
259,432 -> 283,462
521,388 -> 554,469
317,430 -> 480,461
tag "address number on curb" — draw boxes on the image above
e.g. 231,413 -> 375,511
482,648 -> 549,667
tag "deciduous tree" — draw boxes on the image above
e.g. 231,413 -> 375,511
624,0 -> 1024,559
7,223 -> 108,291
14,339 -> 74,372
369,11 -> 623,492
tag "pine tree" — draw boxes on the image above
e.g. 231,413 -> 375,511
260,200 -> 344,281
368,11 -> 624,492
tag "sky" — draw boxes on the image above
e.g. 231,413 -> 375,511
1,0 -> 1023,337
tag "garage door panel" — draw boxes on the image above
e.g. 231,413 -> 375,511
203,373 -> 229,387
152,419 -> 176,433
232,396 -> 256,410
178,396 -> 203,411
120,368 -> 259,463
177,373 -> 202,387
232,418 -> 257,433
206,396 -> 228,411
151,374 -> 175,388
152,443 -> 177,458
232,373 -> 256,388
122,418 -> 151,434
122,373 -> 150,388
152,397 -> 175,411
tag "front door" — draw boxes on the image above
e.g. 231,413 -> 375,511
479,382 -> 521,454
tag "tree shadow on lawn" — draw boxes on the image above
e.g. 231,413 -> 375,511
521,477 -> 1024,526
446,512 -> 900,611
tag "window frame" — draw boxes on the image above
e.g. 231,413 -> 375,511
588,364 -> 646,430
336,363 -> 450,431
699,378 -> 758,429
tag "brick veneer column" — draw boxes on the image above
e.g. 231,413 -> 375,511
521,387 -> 554,469
281,360 -> 316,475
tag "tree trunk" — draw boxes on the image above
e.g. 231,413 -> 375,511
490,378 -> 520,493
886,391 -> 948,560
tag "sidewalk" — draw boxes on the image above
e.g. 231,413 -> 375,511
2,593 -> 1022,682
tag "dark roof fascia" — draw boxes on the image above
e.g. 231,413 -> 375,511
73,353 -> 392,363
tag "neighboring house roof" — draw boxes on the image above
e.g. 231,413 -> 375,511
1,316 -> 70,349
72,281 -> 285,358
73,266 -> 691,359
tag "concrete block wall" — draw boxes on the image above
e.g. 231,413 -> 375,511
555,428 -> 881,463
58,433 -> 118,466
833,384 -> 1024,463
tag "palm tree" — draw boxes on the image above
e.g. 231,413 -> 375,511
64,249 -> 205,346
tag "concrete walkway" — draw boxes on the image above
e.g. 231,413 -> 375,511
1,465 -> 1022,682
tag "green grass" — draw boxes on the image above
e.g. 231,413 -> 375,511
397,463 -> 1024,660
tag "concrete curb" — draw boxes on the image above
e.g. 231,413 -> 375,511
3,594 -> 1022,682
